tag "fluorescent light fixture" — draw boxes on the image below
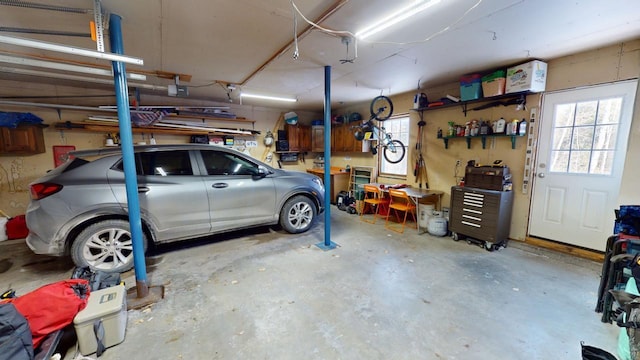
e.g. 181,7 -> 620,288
355,0 -> 441,40
0,34 -> 144,65
240,92 -> 297,103
0,54 -> 147,81
0,66 -> 166,91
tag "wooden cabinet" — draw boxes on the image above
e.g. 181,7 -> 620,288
449,186 -> 513,248
300,125 -> 311,151
286,124 -> 311,152
331,124 -> 364,152
0,125 -> 46,155
311,126 -> 324,152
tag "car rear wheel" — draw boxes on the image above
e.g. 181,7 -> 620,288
71,219 -> 147,273
279,195 -> 316,234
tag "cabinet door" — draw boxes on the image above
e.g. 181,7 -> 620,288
0,125 -> 45,155
311,126 -> 324,152
342,124 -> 356,151
332,126 -> 343,151
286,124 -> 301,151
300,125 -> 311,151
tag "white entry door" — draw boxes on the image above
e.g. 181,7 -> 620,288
529,80 -> 637,251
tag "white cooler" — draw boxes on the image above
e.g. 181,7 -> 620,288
73,285 -> 127,355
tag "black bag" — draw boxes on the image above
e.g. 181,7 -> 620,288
71,266 -> 121,291
0,302 -> 34,360
580,342 -> 617,360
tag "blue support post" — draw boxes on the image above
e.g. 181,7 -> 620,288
316,65 -> 338,251
109,14 -> 149,297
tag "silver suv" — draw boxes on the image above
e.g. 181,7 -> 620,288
26,144 -> 324,273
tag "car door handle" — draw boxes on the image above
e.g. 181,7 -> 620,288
212,183 -> 228,189
138,186 -> 150,193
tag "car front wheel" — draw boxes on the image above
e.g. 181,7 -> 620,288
71,219 -> 147,273
279,195 -> 316,234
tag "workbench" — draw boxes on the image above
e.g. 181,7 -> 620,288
306,167 -> 350,204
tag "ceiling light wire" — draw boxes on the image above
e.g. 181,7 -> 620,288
291,0 -> 358,60
291,1 -> 299,59
290,0 -> 358,61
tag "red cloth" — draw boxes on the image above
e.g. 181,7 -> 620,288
5,279 -> 90,348
6,215 -> 28,240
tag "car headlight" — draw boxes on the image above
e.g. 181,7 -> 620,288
312,177 -> 324,191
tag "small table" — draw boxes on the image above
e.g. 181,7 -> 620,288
307,167 -> 350,204
366,183 -> 444,233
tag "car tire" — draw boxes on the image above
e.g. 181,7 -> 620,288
71,219 -> 147,273
279,195 -> 316,234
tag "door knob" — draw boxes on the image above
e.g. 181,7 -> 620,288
538,173 -> 545,178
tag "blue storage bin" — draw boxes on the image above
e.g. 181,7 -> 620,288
460,74 -> 483,101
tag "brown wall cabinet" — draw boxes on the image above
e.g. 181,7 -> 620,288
311,126 -> 324,152
331,124 -> 364,152
0,125 -> 46,155
286,124 -> 311,152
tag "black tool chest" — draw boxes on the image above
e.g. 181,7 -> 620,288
449,186 -> 514,251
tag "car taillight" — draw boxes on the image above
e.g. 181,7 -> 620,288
30,183 -> 63,200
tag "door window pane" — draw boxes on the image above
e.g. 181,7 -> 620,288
593,125 -> 618,150
552,128 -> 572,150
589,150 -> 615,174
597,98 -> 622,124
549,96 -> 623,175
568,151 -> 590,173
575,101 -> 597,126
571,126 -> 594,150
550,151 -> 569,172
555,104 -> 575,127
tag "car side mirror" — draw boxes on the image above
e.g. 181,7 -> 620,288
253,166 -> 269,179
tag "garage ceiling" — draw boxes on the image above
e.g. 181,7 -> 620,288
0,0 -> 639,111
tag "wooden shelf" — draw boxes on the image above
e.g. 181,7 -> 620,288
54,122 -> 257,137
441,134 -> 525,149
167,114 -> 255,124
411,91 -> 532,116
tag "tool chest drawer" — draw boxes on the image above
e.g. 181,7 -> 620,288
449,186 -> 513,245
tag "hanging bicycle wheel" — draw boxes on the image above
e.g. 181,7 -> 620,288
383,140 -> 406,164
370,95 -> 393,121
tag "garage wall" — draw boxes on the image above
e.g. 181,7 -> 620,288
0,83 -> 319,217
1,39 -> 638,243
336,39 -> 640,242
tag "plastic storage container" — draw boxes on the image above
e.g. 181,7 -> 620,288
506,60 -> 547,93
73,285 -> 127,355
481,70 -> 506,97
459,74 -> 483,101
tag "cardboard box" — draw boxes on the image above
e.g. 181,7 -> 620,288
506,60 -> 547,93
481,70 -> 506,97
74,285 -> 127,355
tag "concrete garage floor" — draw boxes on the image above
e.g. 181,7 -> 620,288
0,209 -> 620,359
